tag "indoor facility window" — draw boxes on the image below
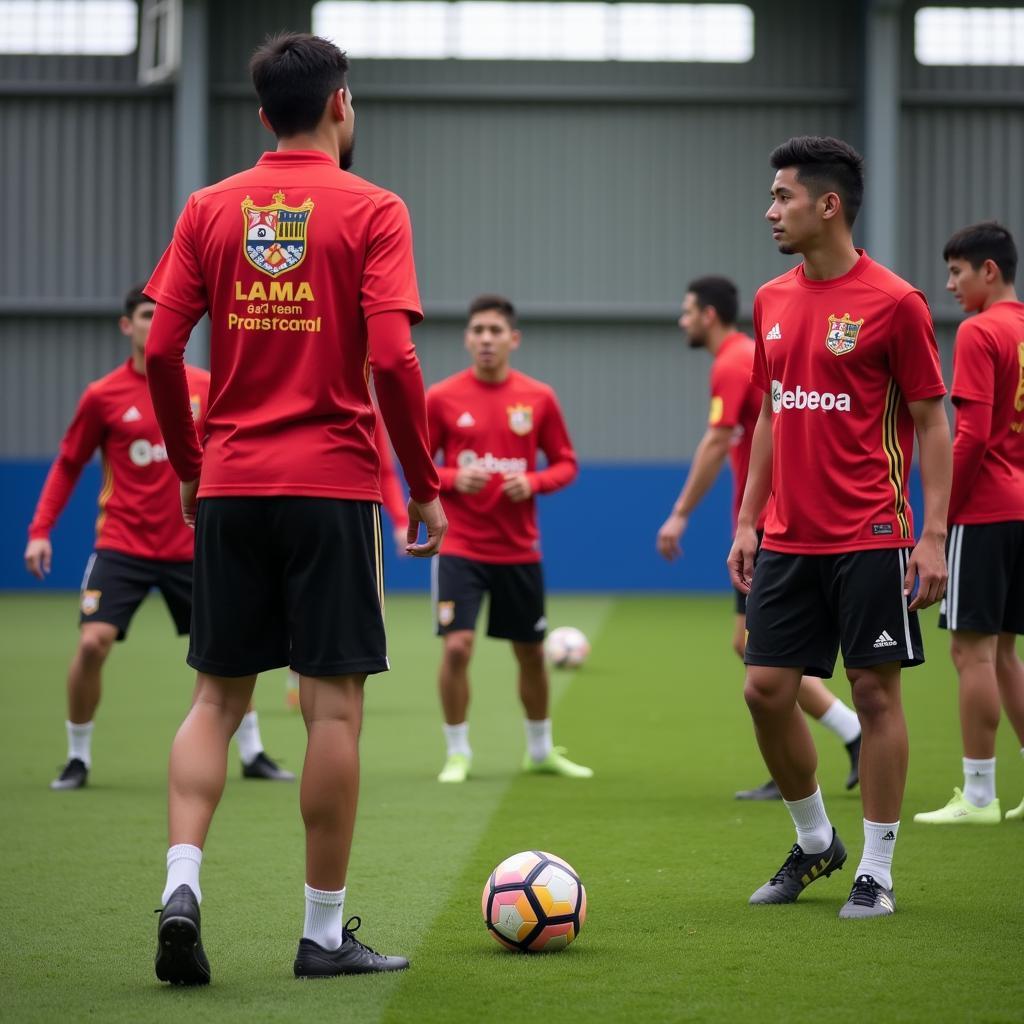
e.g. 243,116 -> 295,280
915,6 -> 1024,65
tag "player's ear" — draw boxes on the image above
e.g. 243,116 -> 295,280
509,330 -> 522,351
118,315 -> 132,337
821,191 -> 842,222
257,107 -> 274,134
982,258 -> 1001,284
330,88 -> 347,122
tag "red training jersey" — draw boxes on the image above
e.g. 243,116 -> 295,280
426,368 -> 577,563
146,149 -> 437,503
28,360 -> 209,562
949,301 -> 1024,524
752,251 -> 946,554
708,332 -> 764,531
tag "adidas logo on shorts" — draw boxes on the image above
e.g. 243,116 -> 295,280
873,630 -> 899,649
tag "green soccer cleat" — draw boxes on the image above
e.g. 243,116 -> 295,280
437,752 -> 471,783
1005,796 -> 1024,821
913,787 -> 1001,825
522,746 -> 593,779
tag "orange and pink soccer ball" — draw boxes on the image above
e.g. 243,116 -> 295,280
481,850 -> 587,952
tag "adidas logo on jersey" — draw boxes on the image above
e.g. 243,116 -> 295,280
873,630 -> 899,649
765,322 -> 782,340
122,406 -> 142,422
771,381 -> 852,414
456,411 -> 476,428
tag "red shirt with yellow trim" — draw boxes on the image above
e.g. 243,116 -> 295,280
949,301 -> 1024,524
752,252 -> 946,554
708,331 -> 764,530
426,368 -> 577,563
28,360 -> 209,562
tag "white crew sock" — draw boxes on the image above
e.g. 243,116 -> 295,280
162,844 -> 202,904
303,884 -> 346,950
962,756 -> 996,808
856,819 -> 899,890
525,719 -> 553,763
234,710 -> 264,765
782,787 -> 833,854
443,722 -> 471,758
818,699 -> 862,744
66,720 -> 94,767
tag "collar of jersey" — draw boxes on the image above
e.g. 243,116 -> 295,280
795,249 -> 870,291
256,150 -> 338,167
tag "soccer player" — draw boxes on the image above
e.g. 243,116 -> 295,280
24,285 -> 291,790
728,136 -> 951,918
427,295 -> 591,783
915,222 -> 1024,825
144,33 -> 445,984
656,276 -> 862,800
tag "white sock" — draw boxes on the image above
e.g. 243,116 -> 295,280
162,844 -> 202,904
234,710 -> 264,765
66,720 -> 94,767
856,819 -> 899,890
782,787 -> 833,854
286,670 -> 300,693
962,757 -> 996,808
443,722 -> 471,758
818,699 -> 861,744
525,718 -> 553,763
303,884 -> 345,950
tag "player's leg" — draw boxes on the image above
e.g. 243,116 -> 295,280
796,675 -> 862,790
998,634 -> 1024,820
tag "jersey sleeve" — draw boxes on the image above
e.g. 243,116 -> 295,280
360,194 -> 423,324
426,388 -> 458,492
888,291 -> 947,402
949,320 -> 995,406
28,385 -> 105,540
146,196 -> 209,320
709,352 -> 748,429
528,391 -> 578,495
751,293 -> 770,394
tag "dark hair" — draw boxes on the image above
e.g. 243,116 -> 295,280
468,294 -> 517,327
124,284 -> 154,317
770,135 -> 865,227
250,33 -> 349,138
942,221 -> 1017,284
687,275 -> 739,326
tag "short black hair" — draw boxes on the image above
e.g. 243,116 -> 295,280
769,135 -> 865,228
250,32 -> 349,138
943,221 -> 1017,284
124,284 -> 154,317
687,276 -> 739,326
468,294 -> 517,327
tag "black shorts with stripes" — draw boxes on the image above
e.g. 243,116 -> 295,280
189,497 -> 388,678
744,547 -> 924,679
940,521 -> 1024,635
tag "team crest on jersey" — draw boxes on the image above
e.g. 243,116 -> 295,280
241,192 -> 313,276
507,404 -> 533,436
437,601 -> 455,627
825,313 -> 863,356
81,590 -> 101,615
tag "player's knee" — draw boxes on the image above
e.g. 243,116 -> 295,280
78,630 -> 114,664
949,634 -> 995,673
743,675 -> 784,717
513,642 -> 544,671
996,640 -> 1022,676
443,632 -> 474,668
847,671 -> 896,720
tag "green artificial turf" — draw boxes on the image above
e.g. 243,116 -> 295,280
2,592 -> 1022,1023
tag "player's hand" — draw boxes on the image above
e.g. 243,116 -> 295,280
728,524 -> 759,594
180,478 -> 199,528
656,512 -> 687,561
905,530 -> 947,610
406,497 -> 447,558
501,473 -> 532,502
455,464 -> 490,494
393,525 -> 409,557
24,538 -> 52,580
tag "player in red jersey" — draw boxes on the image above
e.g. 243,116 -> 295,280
656,275 -> 862,800
144,34 -> 445,983
914,222 -> 1024,826
427,295 -> 590,783
24,285 -> 291,790
727,137 -> 951,918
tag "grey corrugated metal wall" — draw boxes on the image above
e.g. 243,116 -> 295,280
3,0 -> 1021,459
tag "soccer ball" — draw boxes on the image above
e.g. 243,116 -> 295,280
481,850 -> 587,953
544,626 -> 590,668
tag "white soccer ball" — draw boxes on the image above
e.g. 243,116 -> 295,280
544,626 -> 590,669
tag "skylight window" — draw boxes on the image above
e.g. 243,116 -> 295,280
915,6 -> 1024,65
0,0 -> 138,54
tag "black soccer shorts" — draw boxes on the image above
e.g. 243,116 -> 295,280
189,497 -> 388,678
432,554 -> 546,643
78,549 -> 192,640
940,521 -> 1024,634
744,547 -> 924,679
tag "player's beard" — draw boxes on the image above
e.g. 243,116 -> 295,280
776,242 -> 798,255
340,134 -> 355,171
687,336 -> 705,350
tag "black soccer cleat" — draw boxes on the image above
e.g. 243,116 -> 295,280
735,778 -> 782,801
294,917 -> 409,978
749,828 -> 847,904
155,884 -> 211,986
50,758 -> 88,791
844,735 -> 862,790
242,751 -> 296,781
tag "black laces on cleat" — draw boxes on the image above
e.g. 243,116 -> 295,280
341,917 -> 384,958
768,844 -> 804,885
847,875 -> 881,906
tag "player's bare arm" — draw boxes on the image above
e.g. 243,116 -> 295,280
406,496 -> 447,557
728,395 -> 773,593
657,425 -> 733,561
24,537 -> 53,579
180,479 -> 199,528
905,395 -> 952,610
